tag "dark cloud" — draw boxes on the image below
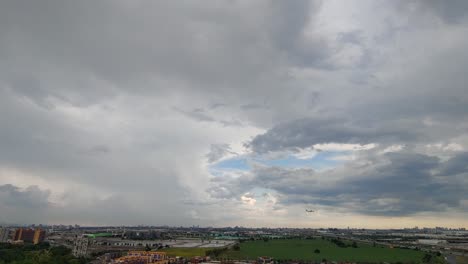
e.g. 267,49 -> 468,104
240,103 -> 270,110
206,144 -> 236,163
0,0 -> 328,108
86,145 -> 111,155
175,107 -> 217,123
417,0 -> 468,23
268,0 -> 329,68
337,31 -> 364,46
0,184 -> 50,209
438,152 -> 468,176
175,107 -> 244,127
0,184 -> 51,224
248,118 -> 418,153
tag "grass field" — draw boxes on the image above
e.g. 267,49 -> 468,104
160,247 -> 213,258
220,239 -> 425,263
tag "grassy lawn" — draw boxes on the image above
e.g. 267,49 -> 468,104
160,247 -> 213,258
220,239 -> 425,263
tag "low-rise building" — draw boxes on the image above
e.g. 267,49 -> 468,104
417,239 -> 447,245
257,257 -> 273,264
112,251 -> 169,264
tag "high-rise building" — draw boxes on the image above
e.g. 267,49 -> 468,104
33,229 -> 45,244
13,228 -> 45,244
0,228 -> 11,242
73,235 -> 89,257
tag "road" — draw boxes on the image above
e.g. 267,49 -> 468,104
446,255 -> 457,264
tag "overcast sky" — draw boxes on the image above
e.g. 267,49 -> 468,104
1,0 -> 468,228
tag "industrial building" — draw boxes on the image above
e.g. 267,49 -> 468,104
13,228 -> 45,244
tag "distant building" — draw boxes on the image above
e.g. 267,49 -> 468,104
189,256 -> 210,264
418,239 -> 447,245
112,251 -> 169,264
73,234 -> 90,257
0,228 -> 11,242
257,256 -> 273,264
13,228 -> 45,244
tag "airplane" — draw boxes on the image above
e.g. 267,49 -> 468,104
305,209 -> 315,212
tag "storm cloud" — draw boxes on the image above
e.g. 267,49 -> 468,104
0,0 -> 468,227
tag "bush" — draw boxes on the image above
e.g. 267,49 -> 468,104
330,238 -> 347,248
206,247 -> 228,257
314,249 -> 320,254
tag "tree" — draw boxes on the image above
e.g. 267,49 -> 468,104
28,251 -> 53,264
352,242 -> 358,248
145,244 -> 151,251
50,246 -> 71,256
314,249 -> 320,254
423,253 -> 432,263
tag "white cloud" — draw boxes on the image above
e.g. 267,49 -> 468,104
241,193 -> 257,206
313,143 -> 377,152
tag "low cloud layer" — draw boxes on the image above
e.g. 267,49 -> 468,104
210,151 -> 468,217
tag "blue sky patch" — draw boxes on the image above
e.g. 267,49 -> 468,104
254,151 -> 342,170
210,151 -> 348,175
211,157 -> 250,171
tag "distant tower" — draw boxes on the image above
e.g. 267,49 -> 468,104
121,227 -> 126,239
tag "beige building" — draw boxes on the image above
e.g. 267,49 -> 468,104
112,251 -> 169,264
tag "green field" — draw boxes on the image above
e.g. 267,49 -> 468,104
220,239 -> 425,263
160,247 -> 213,258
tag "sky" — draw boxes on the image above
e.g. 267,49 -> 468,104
0,0 -> 468,228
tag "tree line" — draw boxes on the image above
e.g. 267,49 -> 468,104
0,242 -> 87,264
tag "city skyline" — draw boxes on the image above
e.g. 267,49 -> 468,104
1,0 -> 468,228
1,224 -> 468,230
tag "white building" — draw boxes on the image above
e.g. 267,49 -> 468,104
417,239 -> 447,245
73,235 -> 90,257
0,228 -> 11,242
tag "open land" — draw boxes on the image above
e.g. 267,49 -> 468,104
161,247 -> 214,258
220,239 -> 425,262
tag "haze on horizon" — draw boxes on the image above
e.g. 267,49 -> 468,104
1,0 -> 468,228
